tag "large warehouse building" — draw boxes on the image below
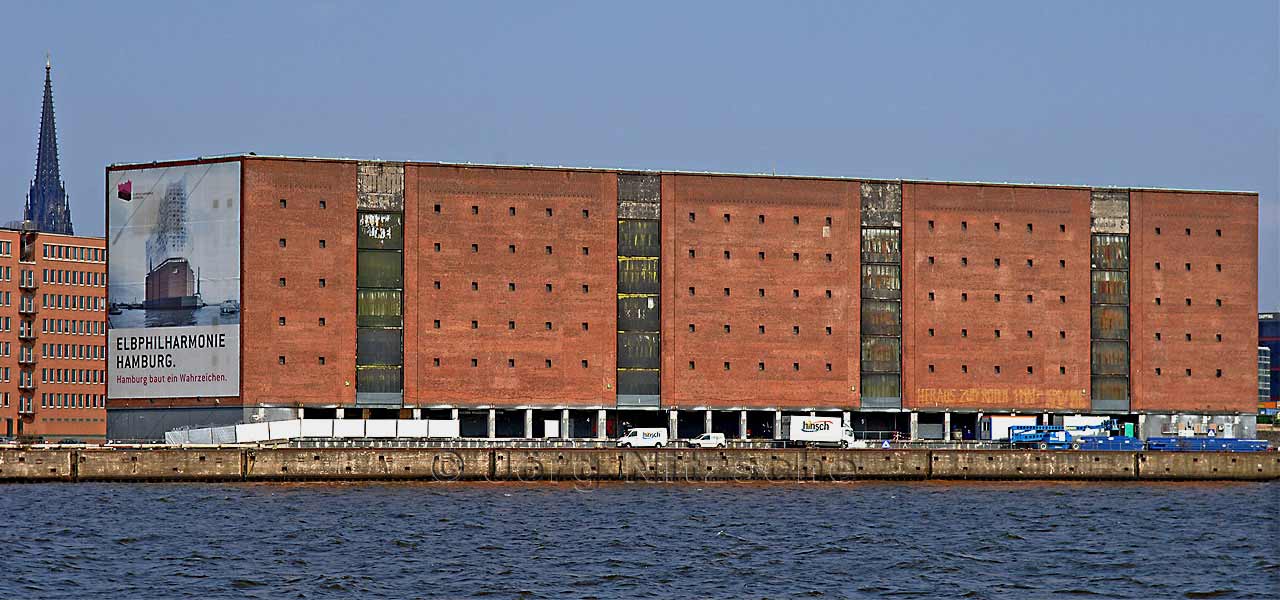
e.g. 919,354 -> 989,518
105,156 -> 1259,441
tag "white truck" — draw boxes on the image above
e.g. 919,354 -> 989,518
686,433 -> 727,448
616,428 -> 668,448
978,415 -> 1038,441
780,416 -> 860,448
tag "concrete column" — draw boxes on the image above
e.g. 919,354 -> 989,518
524,409 -> 533,439
704,410 -> 713,434
298,407 -> 306,420
336,408 -> 345,419
909,412 -> 919,440
944,412 -> 952,441
773,410 -> 782,440
1137,414 -> 1147,439
487,409 -> 496,439
842,411 -> 851,426
668,410 -> 679,437
411,408 -> 421,419
1043,412 -> 1050,426
560,409 -> 570,439
739,410 -> 748,440
450,408 -> 459,420
597,409 -> 607,439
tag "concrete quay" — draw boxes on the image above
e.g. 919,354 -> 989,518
0,448 -> 1276,483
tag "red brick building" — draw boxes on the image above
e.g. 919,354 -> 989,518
104,156 -> 1259,441
0,227 -> 107,441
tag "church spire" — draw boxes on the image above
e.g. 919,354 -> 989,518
25,55 -> 74,235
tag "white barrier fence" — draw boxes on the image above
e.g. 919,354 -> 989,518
164,419 -> 462,445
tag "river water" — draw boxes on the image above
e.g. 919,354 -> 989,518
0,481 -> 1275,599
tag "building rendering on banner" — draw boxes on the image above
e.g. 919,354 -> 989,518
1261,313 -> 1279,416
104,155 -> 1260,441
23,58 -> 75,235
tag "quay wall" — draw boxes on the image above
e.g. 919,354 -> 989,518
1,448 -> 1277,483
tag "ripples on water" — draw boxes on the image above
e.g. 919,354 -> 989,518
0,481 -> 1276,599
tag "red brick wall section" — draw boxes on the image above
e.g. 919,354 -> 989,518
1129,190 -> 1258,413
661,175 -> 858,409
406,165 -> 617,408
903,183 -> 1092,412
242,158 -> 359,406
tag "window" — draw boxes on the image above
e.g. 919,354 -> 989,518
825,363 -> 832,372
1059,224 -> 1065,232
961,329 -> 968,337
278,356 -> 286,365
1059,295 -> 1065,304
583,209 -> 589,218
508,321 -> 515,330
279,239 -> 287,248
961,293 -> 968,302
1059,259 -> 1065,268
509,244 -> 516,253
1026,294 -> 1033,303
724,361 -> 731,371
792,326 -> 799,335
278,317 -> 286,326
994,222 -> 1001,232
1185,263 -> 1191,271
1026,259 -> 1033,267
758,288 -> 765,297
758,362 -> 765,371
545,245 -> 553,255
1185,368 -> 1192,376
723,287 -> 730,297
1155,227 -> 1161,235
792,252 -> 800,261
928,220 -> 935,230
545,283 -> 553,292
758,215 -> 765,224
434,243 -> 441,252
961,257 -> 968,266
319,318 -> 326,326
1216,228 -> 1222,237
471,320 -> 478,329
1185,333 -> 1191,341
928,256 -> 935,265
318,278 -> 326,288
1185,228 -> 1191,236
508,282 -> 516,291
471,244 -> 479,253
825,326 -> 832,335
471,281 -> 478,291
1156,297 -> 1162,305
433,358 -> 440,367
793,362 -> 800,371
1155,368 -> 1162,376
928,292 -> 935,301
724,324 -> 732,333
994,365 -> 1002,374
1027,223 -> 1033,233
758,251 -> 765,260
994,293 -> 1001,302
928,328 -> 935,336
319,356 -> 326,365
689,212 -> 696,222
1027,366 -> 1033,374
546,208 -> 553,217
433,320 -> 440,329
544,322 -> 552,330
321,200 -> 328,209
689,287 -> 696,296
758,325 -> 765,334
994,329 -> 1001,338
1059,330 -> 1066,339
689,323 -> 695,332
793,216 -> 799,225
581,322 -> 589,331
724,213 -> 731,223
1155,332 -> 1162,340
689,361 -> 696,370
825,253 -> 832,262
582,360 -> 589,369
279,278 -> 286,287
279,199 -> 287,208
1215,369 -> 1222,378
1027,330 -> 1033,338
825,290 -> 832,298
1155,262 -> 1161,270
1216,333 -> 1222,342
724,250 -> 731,260
961,221 -> 967,231
1185,298 -> 1191,306
319,239 -> 326,248
962,365 -> 968,373
433,281 -> 441,289
1216,264 -> 1222,272
472,358 -> 479,367
508,207 -> 516,216
471,205 -> 479,215
688,249 -> 695,258
582,284 -> 590,294
508,358 -> 515,368
582,247 -> 589,256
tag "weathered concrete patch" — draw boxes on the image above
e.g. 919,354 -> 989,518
78,449 -> 243,481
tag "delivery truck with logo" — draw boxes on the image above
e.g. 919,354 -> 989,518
780,416 -> 860,448
616,427 -> 668,448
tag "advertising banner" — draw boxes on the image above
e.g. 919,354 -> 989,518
107,161 -> 240,398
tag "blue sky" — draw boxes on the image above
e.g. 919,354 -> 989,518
2,1 -> 1276,307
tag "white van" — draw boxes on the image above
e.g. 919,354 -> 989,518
616,428 -> 668,448
686,433 -> 727,448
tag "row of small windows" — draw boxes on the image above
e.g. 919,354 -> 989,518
691,213 -> 834,226
1154,262 -> 1223,272
690,288 -> 836,298
279,238 -> 328,249
928,328 -> 1069,339
277,355 -> 597,369
280,317 -> 594,332
40,319 -> 104,335
689,249 -> 833,262
40,368 -> 103,384
929,256 -> 1067,269
688,323 -> 834,336
929,364 -> 1066,375
1154,227 -> 1222,237
41,294 -> 104,311
1153,368 -> 1225,377
41,269 -> 104,287
1154,297 -> 1225,307
927,220 -> 1063,233
40,393 -> 103,409
279,199 -> 328,210
1154,332 -> 1226,342
928,291 -> 1067,304
41,343 -> 104,359
42,245 -> 105,262
431,204 -> 593,219
688,360 -> 835,372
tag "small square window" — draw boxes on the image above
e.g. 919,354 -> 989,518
994,222 -> 1001,232
1216,264 -> 1222,272
278,355 -> 286,365
758,325 -> 765,334
509,245 -> 516,253
509,207 -> 516,216
961,329 -> 968,337
545,245 -> 553,255
994,293 -> 1001,302
994,329 -> 1001,338
961,293 -> 968,302
279,277 -> 286,287
1059,224 -> 1065,232
546,208 -> 553,217
471,243 -> 479,253
319,239 -> 326,248
758,215 -> 765,224
825,216 -> 832,226
545,283 -> 553,292
724,324 -> 732,333
689,249 -> 696,258
1184,298 -> 1191,306
1059,366 -> 1066,374
825,289 -> 832,298
928,364 -> 935,373
928,291 -> 935,301
961,221 -> 968,231
471,281 -> 478,291
961,365 -> 968,373
792,326 -> 799,335
1185,263 -> 1191,271
792,289 -> 800,298
758,288 -> 765,297
723,287 -> 731,296
1026,223 -> 1033,233
320,200 -> 327,209
757,362 -> 765,371
1026,366 -> 1033,374
1027,330 -> 1033,338
279,199 -> 287,208
724,361 -> 731,371
1059,259 -> 1065,268
582,360 -> 589,368
824,253 -> 832,262
825,363 -> 832,372
1155,332 -> 1162,340
318,356 -> 326,365
723,213 -> 731,223
793,216 -> 800,225
544,322 -> 552,330
688,323 -> 696,332
433,280 -> 441,289
1155,227 -> 1161,235
1215,369 -> 1222,378
581,322 -> 589,331
724,250 -> 731,260
792,252 -> 800,261
928,256 -> 935,264
318,318 -> 326,326
994,365 -> 1002,374
1026,294 -> 1033,303
1156,262 -> 1162,270
434,243 -> 441,252
471,205 -> 478,215
1185,368 -> 1192,376
1185,333 -> 1192,341
433,319 -> 440,329
508,321 -> 515,330
544,359 -> 552,369
582,247 -> 589,256
583,209 -> 589,218
689,361 -> 696,370
508,282 -> 516,291
928,220 -> 935,230
279,238 -> 287,248
1216,333 -> 1222,342
928,328 -> 935,336
472,358 -> 479,367
1215,229 -> 1221,237
793,362 -> 800,371
1185,228 -> 1191,236
471,320 -> 478,329
318,278 -> 326,288
433,358 -> 440,367
689,212 -> 696,222
824,326 -> 832,336
689,287 -> 696,296
1059,295 -> 1066,304
1059,330 -> 1066,339
1155,367 -> 1162,376
582,284 -> 589,293
1215,298 -> 1222,307
1026,259 -> 1033,267
1155,297 -> 1162,305
278,317 -> 286,326
961,257 -> 968,266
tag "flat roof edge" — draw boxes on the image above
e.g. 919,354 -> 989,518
105,153 -> 1259,195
